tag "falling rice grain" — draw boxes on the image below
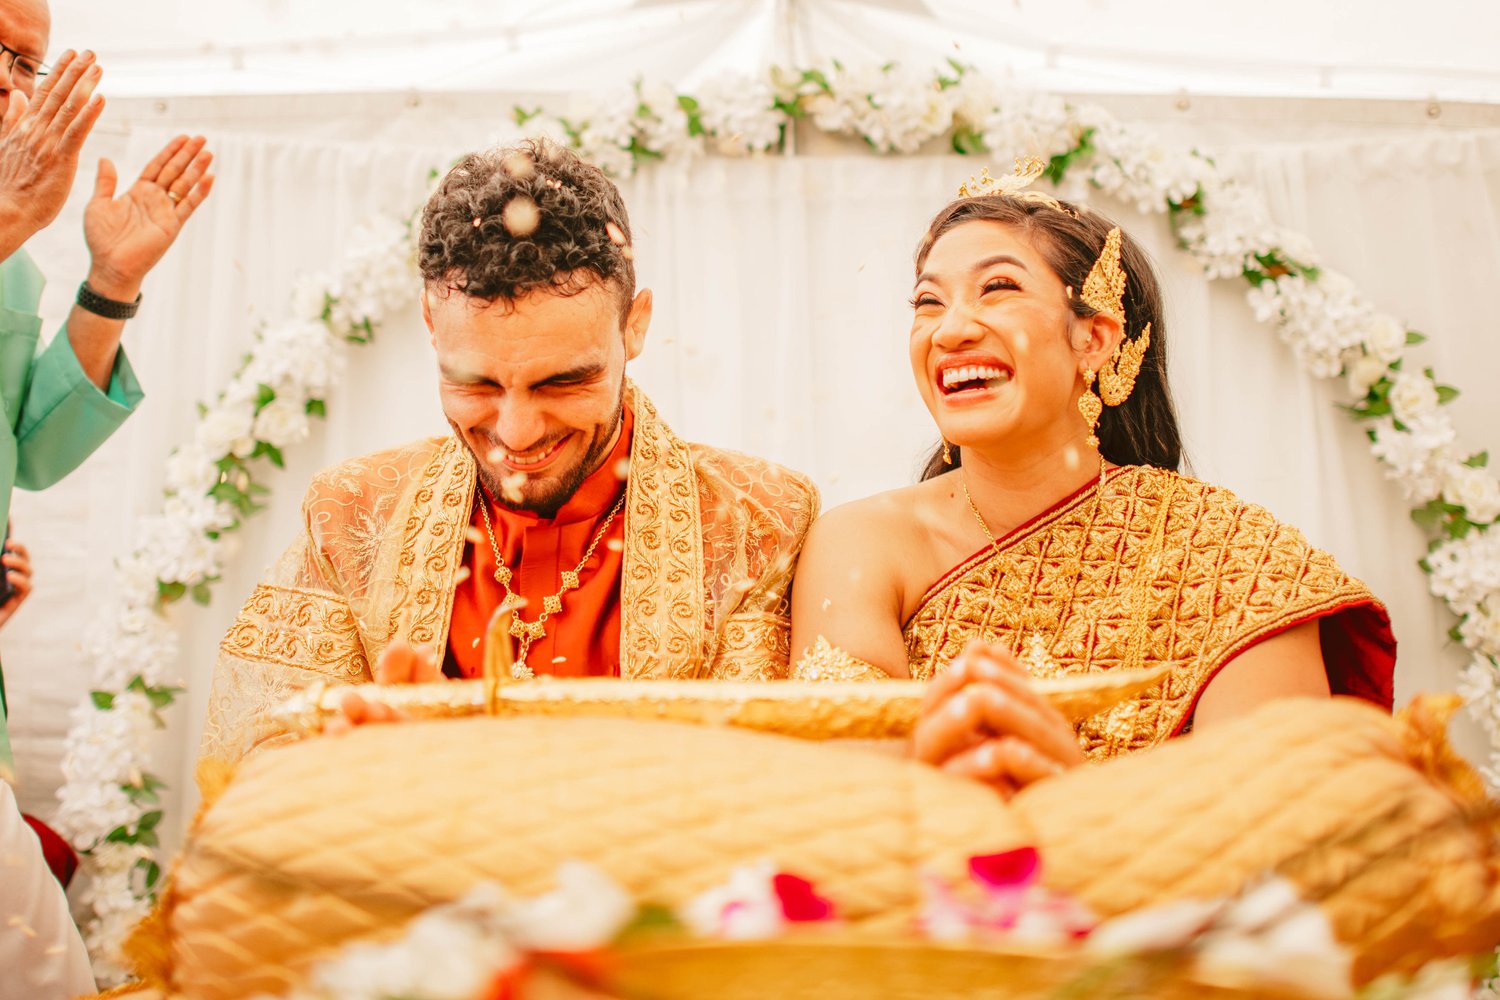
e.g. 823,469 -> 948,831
501,151 -> 536,180
502,196 -> 540,238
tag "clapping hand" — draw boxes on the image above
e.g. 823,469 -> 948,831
912,641 -> 1086,798
83,133 -> 214,298
0,534 -> 31,629
325,641 -> 442,734
0,50 -> 105,255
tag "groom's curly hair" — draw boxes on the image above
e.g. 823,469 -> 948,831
418,138 -> 635,317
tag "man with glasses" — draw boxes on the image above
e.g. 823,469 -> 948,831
0,1 -> 217,996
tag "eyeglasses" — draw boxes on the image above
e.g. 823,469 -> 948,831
0,41 -> 48,84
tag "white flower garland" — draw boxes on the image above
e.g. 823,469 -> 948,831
53,61 -> 1500,980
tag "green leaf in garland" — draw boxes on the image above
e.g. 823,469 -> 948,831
950,126 -> 985,156
1436,385 -> 1460,405
800,68 -> 832,94
90,690 -> 115,710
306,399 -> 327,419
512,105 -> 542,126
1405,330 -> 1427,345
191,580 -> 213,606
136,857 -> 163,894
1449,623 -> 1466,644
253,441 -> 285,468
677,95 -> 705,137
156,580 -> 187,605
254,383 -> 276,411
1464,451 -> 1489,469
613,902 -> 685,946
195,401 -> 208,418
1042,127 -> 1096,185
1411,502 -> 1445,530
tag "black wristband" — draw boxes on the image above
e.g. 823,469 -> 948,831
77,281 -> 142,320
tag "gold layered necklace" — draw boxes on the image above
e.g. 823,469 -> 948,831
476,489 -> 627,679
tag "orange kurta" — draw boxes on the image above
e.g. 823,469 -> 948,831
446,408 -> 634,679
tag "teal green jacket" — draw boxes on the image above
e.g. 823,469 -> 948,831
0,249 -> 143,780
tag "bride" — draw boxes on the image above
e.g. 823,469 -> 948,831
789,161 -> 1396,794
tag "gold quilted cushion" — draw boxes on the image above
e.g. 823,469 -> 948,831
1012,695 -> 1500,983
164,717 -> 1029,999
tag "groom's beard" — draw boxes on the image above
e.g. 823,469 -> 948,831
469,389 -> 626,520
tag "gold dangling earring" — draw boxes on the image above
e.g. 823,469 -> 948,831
1077,367 -> 1102,450
942,439 -> 953,465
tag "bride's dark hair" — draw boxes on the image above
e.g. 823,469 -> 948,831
914,195 -> 1183,481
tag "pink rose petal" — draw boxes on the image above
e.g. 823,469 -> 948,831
969,847 -> 1041,892
772,873 -> 837,923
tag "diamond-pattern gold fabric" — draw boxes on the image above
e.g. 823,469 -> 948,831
199,383 -> 819,765
904,467 -> 1393,758
166,717 -> 1026,999
150,697 -> 1496,997
1011,695 -> 1500,983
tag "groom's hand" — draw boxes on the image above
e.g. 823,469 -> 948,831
326,641 -> 442,734
911,641 -> 1085,798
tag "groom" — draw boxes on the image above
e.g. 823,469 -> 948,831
201,140 -> 819,764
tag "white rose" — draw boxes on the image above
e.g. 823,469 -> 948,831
163,443 -> 220,497
1388,371 -> 1441,425
1364,314 -> 1407,364
1344,354 -> 1388,397
502,861 -> 635,950
290,273 -> 331,321
252,398 -> 311,449
681,860 -> 784,940
1443,463 -> 1500,525
1458,602 -> 1500,659
195,401 -> 256,457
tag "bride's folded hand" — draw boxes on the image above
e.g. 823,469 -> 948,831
912,640 -> 1085,798
324,641 -> 442,735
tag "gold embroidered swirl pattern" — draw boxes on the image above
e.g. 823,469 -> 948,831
219,584 -> 367,679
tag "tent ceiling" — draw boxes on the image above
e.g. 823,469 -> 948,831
52,0 -> 1500,102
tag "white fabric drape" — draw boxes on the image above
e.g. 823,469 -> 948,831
3,106 -> 1497,845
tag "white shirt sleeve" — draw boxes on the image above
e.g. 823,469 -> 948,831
0,779 -> 96,1000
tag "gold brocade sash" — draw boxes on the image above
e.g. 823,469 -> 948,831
902,467 -> 1384,759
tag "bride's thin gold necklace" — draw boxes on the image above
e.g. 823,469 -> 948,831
959,459 -> 1109,673
476,489 -> 626,679
959,459 -> 1174,679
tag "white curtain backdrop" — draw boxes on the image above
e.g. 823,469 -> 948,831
4,100 -> 1498,849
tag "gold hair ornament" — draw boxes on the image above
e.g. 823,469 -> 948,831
957,156 -> 1074,214
1077,227 -> 1152,449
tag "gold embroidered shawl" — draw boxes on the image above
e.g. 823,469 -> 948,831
902,467 -> 1395,760
201,384 -> 819,764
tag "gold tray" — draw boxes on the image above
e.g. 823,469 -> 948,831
598,937 -> 1323,1000
271,663 -> 1171,742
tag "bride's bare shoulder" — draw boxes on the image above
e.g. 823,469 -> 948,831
803,479 -> 941,564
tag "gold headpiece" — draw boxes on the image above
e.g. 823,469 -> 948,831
957,156 -> 1072,213
1079,227 -> 1151,408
